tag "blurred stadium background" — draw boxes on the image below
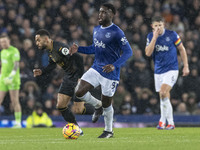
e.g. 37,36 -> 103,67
0,0 -> 200,128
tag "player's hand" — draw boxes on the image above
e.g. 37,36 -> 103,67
69,43 -> 78,56
182,66 -> 190,76
4,76 -> 13,85
102,64 -> 115,73
33,69 -> 42,77
153,27 -> 160,39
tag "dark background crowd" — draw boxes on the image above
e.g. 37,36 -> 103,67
0,0 -> 200,117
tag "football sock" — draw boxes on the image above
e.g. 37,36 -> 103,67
14,111 -> 21,124
103,105 -> 114,132
160,98 -> 167,124
77,92 -> 102,109
58,107 -> 78,125
81,106 -> 86,114
81,105 -> 95,115
165,98 -> 174,125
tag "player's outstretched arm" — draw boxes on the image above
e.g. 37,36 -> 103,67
69,43 -> 78,56
177,43 -> 190,76
33,69 -> 42,77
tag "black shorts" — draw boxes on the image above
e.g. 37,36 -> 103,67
58,75 -> 82,102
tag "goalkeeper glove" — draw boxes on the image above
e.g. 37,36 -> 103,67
4,70 -> 16,85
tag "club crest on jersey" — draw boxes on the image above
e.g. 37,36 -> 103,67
94,38 -> 105,48
61,47 -> 69,55
121,37 -> 128,45
166,37 -> 170,41
105,32 -> 111,38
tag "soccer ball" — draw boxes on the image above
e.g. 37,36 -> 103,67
62,123 -> 80,139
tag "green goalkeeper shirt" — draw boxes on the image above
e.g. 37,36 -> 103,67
0,45 -> 20,84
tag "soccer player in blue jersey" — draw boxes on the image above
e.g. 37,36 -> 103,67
70,3 -> 133,138
145,16 -> 189,130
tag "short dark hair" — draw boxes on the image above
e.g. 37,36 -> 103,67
35,29 -> 50,38
151,16 -> 165,23
101,3 -> 116,15
0,34 -> 9,39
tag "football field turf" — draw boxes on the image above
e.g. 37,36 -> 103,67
0,127 -> 200,150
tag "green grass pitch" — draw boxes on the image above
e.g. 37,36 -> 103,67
0,127 -> 200,150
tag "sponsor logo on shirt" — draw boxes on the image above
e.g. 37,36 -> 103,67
155,45 -> 169,51
121,37 -> 128,45
94,38 -> 105,48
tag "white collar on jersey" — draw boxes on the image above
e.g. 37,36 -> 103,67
159,29 -> 165,37
100,23 -> 114,29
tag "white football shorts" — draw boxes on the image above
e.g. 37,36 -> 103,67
81,68 -> 119,97
154,70 -> 179,92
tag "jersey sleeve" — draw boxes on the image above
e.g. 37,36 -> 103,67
41,58 -> 56,75
12,48 -> 20,62
146,34 -> 151,46
78,44 -> 95,54
78,28 -> 96,54
112,29 -> 133,68
172,31 -> 182,47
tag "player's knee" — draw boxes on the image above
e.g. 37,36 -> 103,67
75,89 -> 84,98
56,101 -> 66,109
160,91 -> 167,99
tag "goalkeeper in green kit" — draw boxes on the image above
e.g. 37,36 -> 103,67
0,35 -> 22,128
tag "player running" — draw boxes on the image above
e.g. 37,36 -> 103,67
145,16 -> 189,130
70,3 -> 133,138
0,35 -> 22,128
33,29 -> 91,134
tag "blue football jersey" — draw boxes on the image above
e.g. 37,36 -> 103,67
146,29 -> 181,74
78,23 -> 132,80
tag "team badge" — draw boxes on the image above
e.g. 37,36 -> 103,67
166,37 -> 170,41
61,47 -> 69,55
105,32 -> 111,38
121,37 -> 128,45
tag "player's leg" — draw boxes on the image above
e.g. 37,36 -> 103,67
160,71 -> 178,130
57,76 -> 80,125
76,79 -> 103,122
98,79 -> 118,138
75,69 -> 102,111
56,93 -> 78,124
0,91 -> 7,106
155,73 -> 166,129
159,84 -> 174,129
9,90 -> 22,128
98,95 -> 114,138
0,79 -> 8,106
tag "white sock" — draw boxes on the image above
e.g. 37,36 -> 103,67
103,105 -> 114,132
165,98 -> 174,125
160,98 -> 168,124
77,92 -> 102,109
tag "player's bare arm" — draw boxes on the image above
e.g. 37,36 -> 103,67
13,61 -> 19,71
145,28 -> 160,57
69,43 -> 78,55
177,43 -> 190,76
33,69 -> 42,77
102,64 -> 115,73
